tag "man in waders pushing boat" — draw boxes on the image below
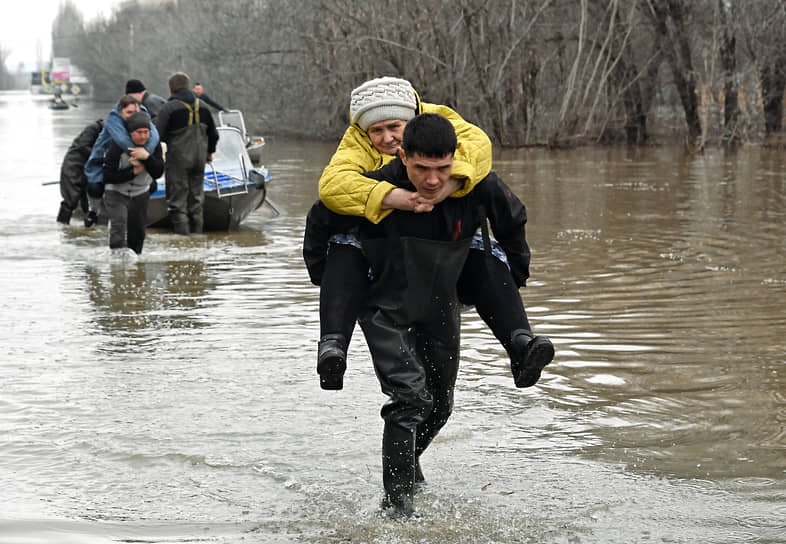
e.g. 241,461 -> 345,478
155,72 -> 219,235
357,113 -> 533,518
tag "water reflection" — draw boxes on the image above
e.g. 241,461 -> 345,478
83,259 -> 209,335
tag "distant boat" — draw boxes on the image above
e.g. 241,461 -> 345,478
49,97 -> 69,110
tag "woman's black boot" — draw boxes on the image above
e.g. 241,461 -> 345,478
317,334 -> 347,390
510,329 -> 554,387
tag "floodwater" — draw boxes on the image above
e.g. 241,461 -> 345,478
0,90 -> 784,543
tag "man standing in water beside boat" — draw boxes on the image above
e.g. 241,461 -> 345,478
155,72 -> 219,235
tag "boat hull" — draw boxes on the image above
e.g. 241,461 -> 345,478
147,183 -> 267,231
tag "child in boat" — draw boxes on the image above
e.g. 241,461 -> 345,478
101,111 -> 164,255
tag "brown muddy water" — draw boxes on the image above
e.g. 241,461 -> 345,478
0,91 -> 784,543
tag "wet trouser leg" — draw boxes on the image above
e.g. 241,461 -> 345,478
457,248 -> 531,353
413,326 -> 461,482
187,167 -> 205,234
165,165 -> 190,235
103,190 -> 129,250
58,176 -> 86,224
360,312 -> 429,513
319,244 -> 368,342
382,422 -> 416,516
316,244 -> 369,388
360,308 -> 460,512
458,248 -> 554,387
126,192 -> 150,255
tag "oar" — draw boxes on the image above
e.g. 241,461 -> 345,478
42,181 -> 59,186
264,196 -> 285,216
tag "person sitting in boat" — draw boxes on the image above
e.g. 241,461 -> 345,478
193,82 -> 225,112
84,95 -> 160,227
124,78 -> 166,120
155,71 -> 219,235
101,111 -> 164,255
56,118 -> 104,225
303,76 -> 553,391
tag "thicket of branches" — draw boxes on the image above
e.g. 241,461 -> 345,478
53,0 -> 786,148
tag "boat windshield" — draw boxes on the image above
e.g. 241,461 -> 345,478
212,128 -> 248,169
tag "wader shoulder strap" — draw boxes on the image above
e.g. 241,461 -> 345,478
177,99 -> 200,125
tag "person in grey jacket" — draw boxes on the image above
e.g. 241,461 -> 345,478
125,78 -> 166,120
102,111 -> 164,254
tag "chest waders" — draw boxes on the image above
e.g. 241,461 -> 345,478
359,226 -> 473,518
165,100 -> 209,234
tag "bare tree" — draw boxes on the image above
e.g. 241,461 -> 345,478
717,0 -> 740,145
645,0 -> 703,148
61,0 -> 786,146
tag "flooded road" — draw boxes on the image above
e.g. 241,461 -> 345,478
0,90 -> 784,543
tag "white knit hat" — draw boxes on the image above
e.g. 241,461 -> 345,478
350,76 -> 418,132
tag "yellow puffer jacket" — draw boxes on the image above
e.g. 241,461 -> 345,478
318,102 -> 492,224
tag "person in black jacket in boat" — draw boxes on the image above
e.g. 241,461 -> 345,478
192,82 -> 225,112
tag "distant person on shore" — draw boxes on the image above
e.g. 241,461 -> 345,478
155,72 -> 219,235
192,82 -> 225,112
56,118 -> 104,225
84,94 -> 160,226
124,79 -> 166,120
102,111 -> 164,255
303,76 -> 553,392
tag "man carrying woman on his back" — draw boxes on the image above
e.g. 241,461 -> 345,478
101,109 -> 164,255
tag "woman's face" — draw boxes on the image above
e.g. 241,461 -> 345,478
120,103 -> 140,120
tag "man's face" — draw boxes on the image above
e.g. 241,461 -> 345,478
130,128 -> 150,146
193,84 -> 203,96
399,150 -> 454,199
366,119 -> 406,156
120,103 -> 139,120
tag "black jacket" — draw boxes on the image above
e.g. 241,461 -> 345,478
154,90 -> 219,154
59,119 -> 103,208
360,158 -> 531,287
102,141 -> 165,186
